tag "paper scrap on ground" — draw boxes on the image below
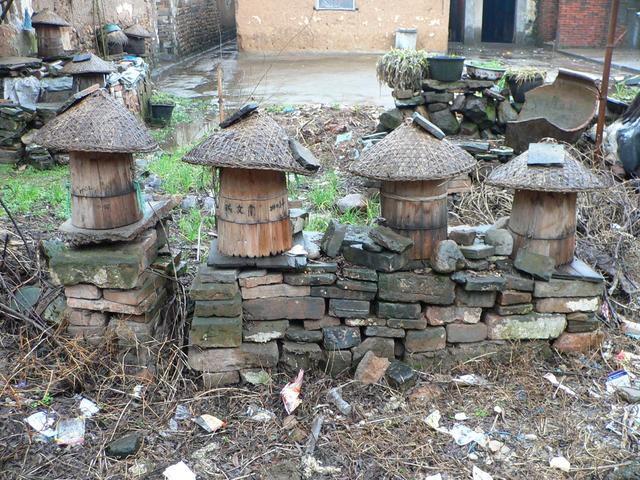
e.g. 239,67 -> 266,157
193,414 -> 226,433
550,456 -> 571,472
543,373 -> 577,397
281,369 -> 304,415
163,461 -> 196,480
473,466 -> 494,480
25,411 -> 56,438
78,397 -> 100,418
453,374 -> 489,386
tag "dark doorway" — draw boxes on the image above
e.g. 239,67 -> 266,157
481,0 -> 516,43
449,0 -> 465,42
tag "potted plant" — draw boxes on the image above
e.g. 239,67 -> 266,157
505,67 -> 546,103
466,60 -> 507,81
376,49 -> 430,94
149,91 -> 176,125
427,53 -> 465,82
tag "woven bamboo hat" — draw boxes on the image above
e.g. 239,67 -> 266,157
124,24 -> 152,38
183,111 -> 316,175
346,120 -> 475,181
486,145 -> 606,192
34,89 -> 157,153
32,9 -> 70,27
62,53 -> 115,75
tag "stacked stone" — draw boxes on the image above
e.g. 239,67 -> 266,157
47,224 -> 179,357
379,78 -> 520,141
188,219 -> 607,385
0,105 -> 34,164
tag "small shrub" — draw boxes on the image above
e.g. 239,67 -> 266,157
377,49 -> 430,91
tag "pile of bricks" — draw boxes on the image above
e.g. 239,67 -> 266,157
188,221 -> 605,386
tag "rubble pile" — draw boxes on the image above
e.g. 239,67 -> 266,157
187,219 -> 606,386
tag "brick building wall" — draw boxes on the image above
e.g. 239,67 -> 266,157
537,0 -> 611,47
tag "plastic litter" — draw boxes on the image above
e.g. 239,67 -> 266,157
335,131 -> 353,145
550,456 -> 571,472
131,385 -> 145,400
449,424 -> 489,447
473,466 -> 494,480
606,370 -> 632,394
246,404 -> 276,422
281,369 -> 304,415
192,415 -> 226,433
285,244 -> 308,257
543,373 -> 577,397
163,461 -> 196,480
25,411 -> 57,438
454,412 -> 469,421
78,397 -> 100,418
453,374 -> 489,386
327,387 -> 352,416
55,417 -> 85,446
425,475 -> 443,480
174,404 -> 191,420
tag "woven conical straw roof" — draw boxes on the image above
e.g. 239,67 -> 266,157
346,121 -> 476,181
32,9 -> 70,27
34,90 -> 157,153
124,24 -> 152,38
486,147 -> 606,192
62,54 -> 115,75
183,112 -> 314,175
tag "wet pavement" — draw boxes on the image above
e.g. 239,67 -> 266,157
558,47 -> 640,74
155,41 -> 629,105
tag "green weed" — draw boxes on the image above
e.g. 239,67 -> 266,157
178,208 -> 216,242
307,170 -> 340,211
148,147 -> 211,195
305,214 -> 331,232
613,82 -> 640,103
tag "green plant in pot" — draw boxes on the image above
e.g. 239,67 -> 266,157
427,53 -> 465,83
466,59 -> 507,81
376,49 -> 429,95
149,91 -> 176,125
505,67 -> 546,103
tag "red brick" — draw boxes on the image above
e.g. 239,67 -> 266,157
553,332 -> 605,353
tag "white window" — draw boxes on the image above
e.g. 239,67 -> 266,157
316,0 -> 356,11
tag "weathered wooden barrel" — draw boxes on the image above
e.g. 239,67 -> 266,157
69,152 -> 142,230
125,37 -> 146,55
73,74 -> 107,93
508,190 -> 577,266
381,179 -> 448,260
217,168 -> 292,257
35,25 -> 65,58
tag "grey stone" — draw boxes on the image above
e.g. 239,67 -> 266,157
336,278 -> 378,293
495,304 -> 533,315
427,102 -> 449,112
328,299 -> 371,318
105,432 -> 143,459
424,91 -> 454,104
448,226 -> 477,246
465,259 -> 490,271
485,312 -> 567,340
343,225 -> 372,246
191,278 -> 239,301
303,231 -> 322,260
243,320 -> 289,343
504,273 -> 534,292
202,371 -> 240,388
379,108 -> 404,130
463,96 -> 489,124
311,285 -> 376,300
429,108 -> 460,135
320,350 -> 353,377
345,317 -> 386,326
485,228 -> 514,256
189,342 -> 279,372
385,361 -> 417,390
351,337 -> 395,363
194,294 -> 242,317
281,341 -> 323,370
459,244 -> 496,260
378,272 -> 455,304
534,279 -> 603,298
497,101 -> 518,125
369,225 -> 414,253
514,250 -> 555,281
567,314 -> 599,333
343,267 -> 378,282
191,316 -> 243,347
180,195 -> 197,210
323,326 -> 362,350
208,239 -> 307,270
343,244 -> 409,272
198,265 -> 240,284
290,208 -> 310,234
283,272 -> 337,286
286,325 -> 323,342
10,285 -> 40,315
431,240 -> 466,273
305,262 -> 339,273
321,220 -> 347,258
412,112 -> 445,139
289,139 -> 320,173
362,240 -> 384,252
451,94 -> 466,112
451,271 -> 506,291
336,193 -> 367,213
365,326 -> 405,338
395,95 -> 425,108
455,287 -> 497,307
425,305 -> 482,325
203,196 -> 216,213
243,297 -> 326,320
459,120 -> 480,137
617,387 -> 640,404
376,302 -> 422,319
405,328 -> 446,353
446,323 -> 488,343
387,318 -> 427,329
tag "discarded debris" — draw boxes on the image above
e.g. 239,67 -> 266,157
473,466 -> 494,480
77,397 -> 100,418
335,131 -> 353,145
327,387 -> 352,416
25,411 -> 57,439
606,370 -> 631,394
305,415 -> 324,456
550,456 -> 571,472
453,374 -> 489,386
449,423 -> 489,447
543,373 -> 577,397
281,369 -> 304,415
55,417 -> 85,446
192,415 -> 226,433
246,404 -> 276,423
163,461 -> 196,480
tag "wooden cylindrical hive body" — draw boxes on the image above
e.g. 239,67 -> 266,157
381,179 -> 448,260
73,73 -> 107,93
69,152 -> 142,230
217,168 -> 291,258
508,189 -> 577,266
35,25 -> 65,58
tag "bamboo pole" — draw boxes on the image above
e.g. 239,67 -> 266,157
217,64 -> 225,123
595,0 -> 620,159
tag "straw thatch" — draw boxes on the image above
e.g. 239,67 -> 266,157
124,24 -> 152,38
106,29 -> 129,47
183,112 -> 315,175
32,9 -> 70,27
33,89 -> 157,153
487,146 -> 607,192
62,54 -> 115,75
346,120 -> 476,181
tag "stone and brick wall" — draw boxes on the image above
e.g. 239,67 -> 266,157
536,0 -> 558,43
537,0 -> 611,47
187,221 -> 606,387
